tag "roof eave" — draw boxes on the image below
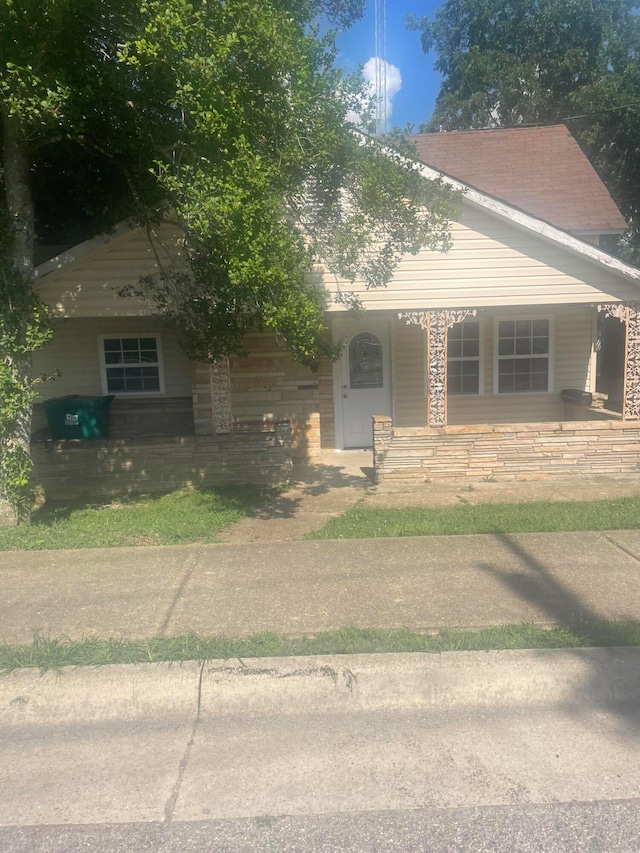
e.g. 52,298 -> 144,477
34,220 -> 140,280
413,158 -> 640,289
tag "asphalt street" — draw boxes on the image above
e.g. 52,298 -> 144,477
2,801 -> 640,853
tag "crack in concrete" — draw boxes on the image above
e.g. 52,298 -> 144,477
163,659 -> 206,823
158,549 -> 201,636
599,532 -> 640,565
206,663 -> 359,691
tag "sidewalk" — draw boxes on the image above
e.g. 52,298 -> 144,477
3,529 -> 640,644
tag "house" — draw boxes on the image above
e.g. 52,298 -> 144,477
32,124 -> 640,498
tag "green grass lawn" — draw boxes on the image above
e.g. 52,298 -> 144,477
0,486 -> 271,551
3,622 -> 640,673
307,494 -> 640,540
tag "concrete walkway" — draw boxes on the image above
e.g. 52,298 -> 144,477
217,451 -> 373,543
3,529 -> 640,644
219,451 -> 640,543
2,457 -> 640,644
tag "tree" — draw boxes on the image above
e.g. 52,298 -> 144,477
408,0 -> 640,258
1,0 -> 157,521
1,0 -> 457,520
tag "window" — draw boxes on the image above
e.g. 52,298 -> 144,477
496,318 -> 551,394
447,320 -> 481,395
100,335 -> 164,394
349,332 -> 383,389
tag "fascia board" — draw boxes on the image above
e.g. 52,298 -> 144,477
410,156 -> 640,289
34,220 -> 140,280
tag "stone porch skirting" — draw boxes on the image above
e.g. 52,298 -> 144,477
373,416 -> 640,482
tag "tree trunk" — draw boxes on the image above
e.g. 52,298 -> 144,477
2,110 -> 35,279
1,110 -> 36,524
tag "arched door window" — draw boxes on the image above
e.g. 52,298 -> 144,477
349,332 -> 383,389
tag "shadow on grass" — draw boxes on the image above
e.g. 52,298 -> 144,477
0,485 -> 279,551
31,484 -> 271,523
28,452 -> 374,532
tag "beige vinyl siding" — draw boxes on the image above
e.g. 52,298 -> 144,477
392,305 -> 595,427
393,320 -> 426,427
33,318 -> 193,401
553,306 -> 594,392
35,227 -> 182,318
318,206 -> 640,311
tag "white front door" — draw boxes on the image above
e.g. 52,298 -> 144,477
333,319 -> 392,449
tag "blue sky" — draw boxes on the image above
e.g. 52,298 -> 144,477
336,1 -> 443,130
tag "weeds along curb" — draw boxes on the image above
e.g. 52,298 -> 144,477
2,648 -> 640,727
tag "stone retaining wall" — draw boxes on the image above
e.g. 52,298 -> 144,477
33,422 -> 292,503
373,416 -> 640,482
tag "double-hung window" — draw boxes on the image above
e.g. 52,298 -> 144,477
447,320 -> 482,395
100,335 -> 164,394
496,319 -> 551,393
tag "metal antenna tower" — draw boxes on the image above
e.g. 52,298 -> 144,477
374,0 -> 387,133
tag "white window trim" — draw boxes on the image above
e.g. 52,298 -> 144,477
99,333 -> 166,396
447,317 -> 485,398
493,315 -> 555,395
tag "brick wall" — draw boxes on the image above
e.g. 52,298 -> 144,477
33,423 -> 292,503
317,360 -> 335,450
373,416 -> 640,481
192,332 -> 336,460
226,413 -> 321,464
0,499 -> 16,528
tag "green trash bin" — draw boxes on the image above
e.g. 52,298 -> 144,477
43,395 -> 115,440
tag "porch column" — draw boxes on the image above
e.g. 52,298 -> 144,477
210,357 -> 233,433
399,309 -> 477,428
597,303 -> 640,420
425,311 -> 448,428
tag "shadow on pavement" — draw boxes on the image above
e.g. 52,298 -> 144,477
480,534 -> 640,734
243,461 -> 371,521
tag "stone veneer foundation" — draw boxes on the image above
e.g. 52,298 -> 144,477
32,422 -> 292,503
373,416 -> 640,482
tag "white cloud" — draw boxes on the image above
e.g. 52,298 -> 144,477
345,57 -> 402,131
362,56 -> 402,130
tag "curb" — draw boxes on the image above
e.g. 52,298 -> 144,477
1,648 -> 639,726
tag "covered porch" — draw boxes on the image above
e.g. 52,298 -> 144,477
373,302 -> 640,482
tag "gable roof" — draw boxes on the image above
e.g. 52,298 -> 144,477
34,221 -> 140,279
410,125 -> 627,236
36,135 -> 640,305
403,150 -> 640,290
